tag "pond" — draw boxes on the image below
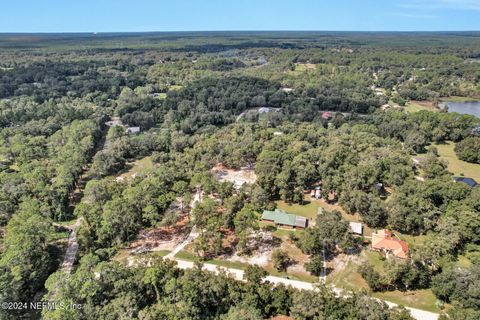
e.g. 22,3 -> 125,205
446,101 -> 480,118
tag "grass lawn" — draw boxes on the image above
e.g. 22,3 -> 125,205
328,259 -> 368,289
117,156 -> 154,180
328,251 -> 440,313
404,101 -> 438,113
373,290 -> 440,313
276,200 -> 323,220
422,141 -> 480,180
399,233 -> 429,248
440,96 -> 480,102
276,198 -> 374,236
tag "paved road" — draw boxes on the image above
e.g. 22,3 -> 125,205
172,259 -> 439,320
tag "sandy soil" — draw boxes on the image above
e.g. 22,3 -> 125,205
211,163 -> 257,189
226,230 -> 277,266
126,215 -> 190,254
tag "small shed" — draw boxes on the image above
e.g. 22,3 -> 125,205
126,127 -> 141,134
349,222 -> 363,235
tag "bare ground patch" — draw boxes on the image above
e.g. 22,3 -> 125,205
211,163 -> 257,189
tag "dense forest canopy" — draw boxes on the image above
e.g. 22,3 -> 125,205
1,32 -> 480,320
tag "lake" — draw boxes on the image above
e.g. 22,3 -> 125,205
446,101 -> 480,118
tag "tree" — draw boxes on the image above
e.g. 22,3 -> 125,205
297,210 -> 353,257
305,256 -> 324,276
0,199 -> 54,317
358,263 -> 386,292
220,305 -> 263,320
455,137 -> 480,163
272,249 -> 291,272
234,205 -> 259,253
244,265 -> 268,283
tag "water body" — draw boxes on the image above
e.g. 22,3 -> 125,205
446,101 -> 480,118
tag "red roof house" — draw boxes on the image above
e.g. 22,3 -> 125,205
371,229 -> 409,259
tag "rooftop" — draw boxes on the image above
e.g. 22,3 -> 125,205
453,177 -> 478,188
349,222 -> 363,235
372,229 -> 408,259
261,209 -> 307,228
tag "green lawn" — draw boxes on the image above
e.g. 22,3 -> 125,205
424,141 -> 480,181
440,96 -> 480,102
404,102 -> 437,113
328,251 -> 440,313
275,199 -> 373,235
117,156 -> 154,180
373,290 -> 440,313
276,200 -> 322,220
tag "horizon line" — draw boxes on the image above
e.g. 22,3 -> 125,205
1,30 -> 480,34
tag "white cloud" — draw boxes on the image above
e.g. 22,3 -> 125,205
398,0 -> 480,11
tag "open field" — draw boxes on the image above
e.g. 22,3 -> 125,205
116,156 -> 154,181
373,290 -> 440,314
404,101 -> 439,113
419,141 -> 480,180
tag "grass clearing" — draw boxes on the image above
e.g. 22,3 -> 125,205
440,96 -> 480,102
404,101 -> 438,113
276,200 -> 322,220
373,290 -> 440,313
422,141 -> 480,180
117,156 -> 154,180
328,251 -> 440,313
329,258 -> 368,289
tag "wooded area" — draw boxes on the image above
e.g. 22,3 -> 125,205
0,32 -> 480,320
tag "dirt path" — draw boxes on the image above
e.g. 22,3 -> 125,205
57,123 -> 109,274
60,218 -> 82,273
165,189 -> 202,259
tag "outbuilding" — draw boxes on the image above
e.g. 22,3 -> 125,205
453,177 -> 478,188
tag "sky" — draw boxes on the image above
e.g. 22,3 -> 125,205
1,0 -> 480,32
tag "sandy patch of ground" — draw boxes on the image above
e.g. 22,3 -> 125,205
125,215 -> 190,255
226,230 -> 278,266
211,163 -> 257,189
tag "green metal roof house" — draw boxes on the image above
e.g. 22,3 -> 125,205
261,209 -> 308,229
